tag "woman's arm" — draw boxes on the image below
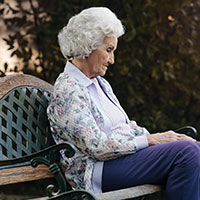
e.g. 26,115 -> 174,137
48,78 -> 142,161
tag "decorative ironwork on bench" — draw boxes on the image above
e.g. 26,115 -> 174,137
0,86 -> 53,160
0,86 -> 75,197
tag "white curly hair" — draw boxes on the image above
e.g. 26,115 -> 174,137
58,7 -> 125,59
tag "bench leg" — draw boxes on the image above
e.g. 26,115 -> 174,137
31,157 -> 69,197
46,190 -> 96,200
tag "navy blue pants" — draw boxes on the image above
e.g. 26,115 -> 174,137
102,140 -> 200,200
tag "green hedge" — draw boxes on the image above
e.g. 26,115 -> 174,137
1,0 -> 200,134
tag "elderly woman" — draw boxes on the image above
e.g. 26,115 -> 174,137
47,7 -> 200,200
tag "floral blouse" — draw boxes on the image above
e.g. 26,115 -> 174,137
47,62 -> 149,193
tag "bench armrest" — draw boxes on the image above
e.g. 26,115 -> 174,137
0,142 -> 76,197
0,142 -> 75,168
175,126 -> 198,139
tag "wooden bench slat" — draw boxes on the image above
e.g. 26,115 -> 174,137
96,184 -> 162,200
29,184 -> 162,200
0,164 -> 53,186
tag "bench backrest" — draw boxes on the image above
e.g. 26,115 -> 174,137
0,74 -> 54,162
0,86 -> 53,159
0,74 -> 75,192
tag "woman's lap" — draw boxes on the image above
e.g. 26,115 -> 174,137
102,140 -> 200,200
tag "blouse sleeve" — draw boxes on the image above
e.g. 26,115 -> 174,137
48,77 -> 148,161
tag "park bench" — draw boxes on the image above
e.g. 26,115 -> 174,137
0,74 -> 197,200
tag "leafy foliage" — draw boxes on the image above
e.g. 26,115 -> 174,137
0,0 -> 200,134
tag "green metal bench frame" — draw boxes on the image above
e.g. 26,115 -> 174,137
0,74 -> 96,199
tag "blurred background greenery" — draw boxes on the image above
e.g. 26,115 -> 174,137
1,0 -> 200,134
0,0 -> 200,199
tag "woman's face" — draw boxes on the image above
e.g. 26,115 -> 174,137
84,36 -> 118,78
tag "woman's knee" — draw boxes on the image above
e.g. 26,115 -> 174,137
175,140 -> 200,166
173,140 -> 198,151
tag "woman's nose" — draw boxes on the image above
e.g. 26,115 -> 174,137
109,53 -> 114,64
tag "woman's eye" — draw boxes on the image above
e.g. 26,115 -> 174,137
106,48 -> 112,52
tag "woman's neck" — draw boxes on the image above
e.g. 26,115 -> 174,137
71,59 -> 92,78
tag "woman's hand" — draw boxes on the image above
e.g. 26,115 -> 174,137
147,130 -> 196,146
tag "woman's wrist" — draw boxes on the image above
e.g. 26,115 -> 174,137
147,134 -> 158,146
